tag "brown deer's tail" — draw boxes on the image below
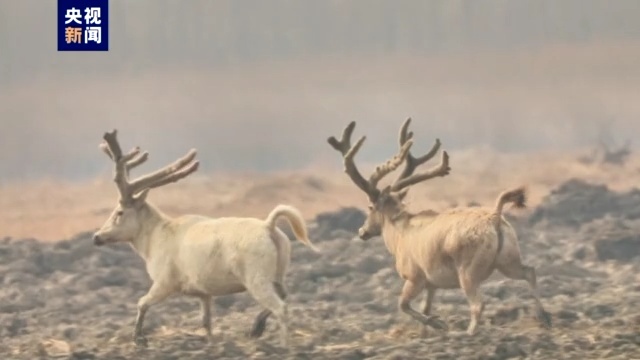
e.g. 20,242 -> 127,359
494,186 -> 527,216
491,186 -> 526,269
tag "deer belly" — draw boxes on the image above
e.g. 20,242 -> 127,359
423,265 -> 460,289
202,282 -> 246,296
182,271 -> 246,296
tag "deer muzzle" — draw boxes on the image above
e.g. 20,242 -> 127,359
93,234 -> 106,246
358,228 -> 374,241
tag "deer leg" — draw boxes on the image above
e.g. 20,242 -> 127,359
249,282 -> 288,338
498,262 -> 551,329
419,287 -> 437,336
199,296 -> 213,338
133,283 -> 175,347
250,309 -> 272,339
246,280 -> 290,348
459,272 -> 484,336
399,280 -> 447,331
421,287 -> 436,315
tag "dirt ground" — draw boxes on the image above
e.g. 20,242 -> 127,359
1,152 -> 640,359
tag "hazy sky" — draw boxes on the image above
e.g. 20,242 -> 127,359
1,0 -> 639,180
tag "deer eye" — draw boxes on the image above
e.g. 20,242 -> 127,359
116,210 -> 124,217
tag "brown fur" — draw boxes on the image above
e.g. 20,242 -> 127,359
328,120 -> 551,336
494,186 -> 527,215
377,188 -> 551,335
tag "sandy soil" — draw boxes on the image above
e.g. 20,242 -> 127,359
2,160 -> 640,359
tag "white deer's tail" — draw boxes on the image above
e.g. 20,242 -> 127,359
265,204 -> 320,253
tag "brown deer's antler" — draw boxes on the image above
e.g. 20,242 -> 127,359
327,121 -> 413,202
327,122 -> 373,199
100,129 -> 199,204
389,118 -> 450,192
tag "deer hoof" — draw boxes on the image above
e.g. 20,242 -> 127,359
536,309 -> 552,329
425,315 -> 449,331
249,321 -> 267,339
133,335 -> 148,347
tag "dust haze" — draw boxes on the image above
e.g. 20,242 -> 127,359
1,0 -> 640,181
5,2 -> 640,359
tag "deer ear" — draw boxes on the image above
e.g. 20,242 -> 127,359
396,188 -> 409,201
133,188 -> 150,203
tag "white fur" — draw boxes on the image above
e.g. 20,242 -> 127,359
94,130 -> 318,347
96,201 -> 318,347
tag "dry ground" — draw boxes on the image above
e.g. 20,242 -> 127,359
1,149 -> 639,242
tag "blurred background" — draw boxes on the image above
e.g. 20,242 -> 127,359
1,0 -> 639,180
3,5 -> 640,359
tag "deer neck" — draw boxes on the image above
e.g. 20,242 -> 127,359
381,210 -> 411,257
130,202 -> 171,261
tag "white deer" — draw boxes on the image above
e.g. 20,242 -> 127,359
92,130 -> 319,347
327,119 -> 551,335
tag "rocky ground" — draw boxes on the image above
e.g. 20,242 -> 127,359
1,178 -> 640,359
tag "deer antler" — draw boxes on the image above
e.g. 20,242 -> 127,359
328,121 -> 413,202
100,142 -> 149,175
389,118 -> 450,192
100,130 -> 199,204
393,118 -> 442,182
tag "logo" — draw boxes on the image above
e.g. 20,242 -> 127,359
57,0 -> 109,51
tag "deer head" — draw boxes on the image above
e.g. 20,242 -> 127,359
92,130 -> 199,246
328,118 -> 450,240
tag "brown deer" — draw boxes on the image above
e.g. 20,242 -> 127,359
93,130 -> 319,347
327,118 -> 551,335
